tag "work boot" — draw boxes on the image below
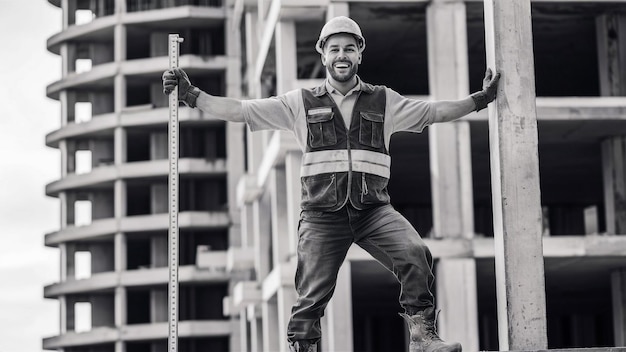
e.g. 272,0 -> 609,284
289,340 -> 317,352
399,307 -> 462,352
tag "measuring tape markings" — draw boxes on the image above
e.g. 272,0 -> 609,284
168,33 -> 183,352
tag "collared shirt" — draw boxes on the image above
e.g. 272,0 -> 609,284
242,77 -> 435,152
325,77 -> 362,127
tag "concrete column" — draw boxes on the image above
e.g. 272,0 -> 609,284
240,308 -> 250,352
61,296 -> 75,332
603,137 -> 626,235
241,202 -> 255,248
325,262 -> 354,352
59,140 -> 68,178
245,12 -> 262,99
612,269 -> 626,346
248,305 -> 264,352
114,180 -> 126,218
59,192 -> 68,229
327,2 -> 349,19
114,22 -> 126,116
484,0 -> 547,349
596,14 -> 626,96
425,2 -> 479,349
226,10 -> 243,99
60,295 -> 68,334
270,168 -> 290,267
114,127 -> 127,165
427,0 -> 474,239
115,232 -> 126,272
62,243 -> 76,281
253,191 -> 272,280
275,21 -> 297,94
114,75 -> 126,114
227,122 -> 246,248
61,0 -> 70,29
59,90 -> 69,126
262,298 -> 280,352
115,286 -> 127,331
277,288 -> 297,352
436,259 -> 479,349
284,152 -> 302,259
114,24 -> 126,63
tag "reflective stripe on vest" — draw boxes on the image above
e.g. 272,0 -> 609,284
301,149 -> 391,178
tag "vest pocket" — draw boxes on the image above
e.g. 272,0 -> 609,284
301,173 -> 337,209
360,173 -> 390,204
307,111 -> 337,148
359,111 -> 384,148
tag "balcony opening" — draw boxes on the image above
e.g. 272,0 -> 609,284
74,102 -> 92,123
126,130 -> 151,162
127,289 -> 150,324
75,59 -> 92,74
180,125 -> 226,160
180,230 -> 228,265
74,302 -> 92,332
126,183 -> 151,216
75,150 -> 92,175
179,284 -> 228,320
75,9 -> 94,25
75,251 -> 92,279
74,200 -> 92,227
127,235 -> 151,270
180,179 -> 228,212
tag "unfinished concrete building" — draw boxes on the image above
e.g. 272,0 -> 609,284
44,0 -> 626,351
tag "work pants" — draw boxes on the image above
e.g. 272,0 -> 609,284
286,203 -> 435,343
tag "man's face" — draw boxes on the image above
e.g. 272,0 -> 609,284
321,33 -> 362,83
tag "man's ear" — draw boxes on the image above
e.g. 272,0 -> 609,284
358,53 -> 362,64
320,53 -> 327,66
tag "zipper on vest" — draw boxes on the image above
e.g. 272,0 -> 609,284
361,173 -> 368,202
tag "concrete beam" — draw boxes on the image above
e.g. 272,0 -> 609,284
483,0 -> 547,349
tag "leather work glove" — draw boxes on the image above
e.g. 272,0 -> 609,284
470,68 -> 501,112
162,68 -> 201,108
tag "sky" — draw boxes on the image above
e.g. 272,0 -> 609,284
0,1 -> 62,351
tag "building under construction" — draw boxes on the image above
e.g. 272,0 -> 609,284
43,0 -> 626,351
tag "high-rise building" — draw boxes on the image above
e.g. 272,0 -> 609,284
44,0 -> 626,351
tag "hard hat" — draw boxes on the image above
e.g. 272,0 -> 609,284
315,16 -> 365,54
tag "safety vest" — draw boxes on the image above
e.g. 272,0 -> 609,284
300,82 -> 391,211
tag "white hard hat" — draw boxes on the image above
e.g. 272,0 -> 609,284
315,16 -> 365,54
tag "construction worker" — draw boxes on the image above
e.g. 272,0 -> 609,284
163,16 -> 499,352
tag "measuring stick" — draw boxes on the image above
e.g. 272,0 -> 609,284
168,33 -> 183,352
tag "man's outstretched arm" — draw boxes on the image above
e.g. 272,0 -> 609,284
431,68 -> 501,124
162,68 -> 245,123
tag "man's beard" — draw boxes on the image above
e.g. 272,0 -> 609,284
327,60 -> 359,82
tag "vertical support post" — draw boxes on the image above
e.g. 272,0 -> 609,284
285,151 -> 302,260
427,0 -> 474,240
483,1 -> 547,349
325,262 -> 354,352
602,135 -> 626,235
167,33 -> 183,352
612,270 -> 626,346
426,1 -> 479,348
